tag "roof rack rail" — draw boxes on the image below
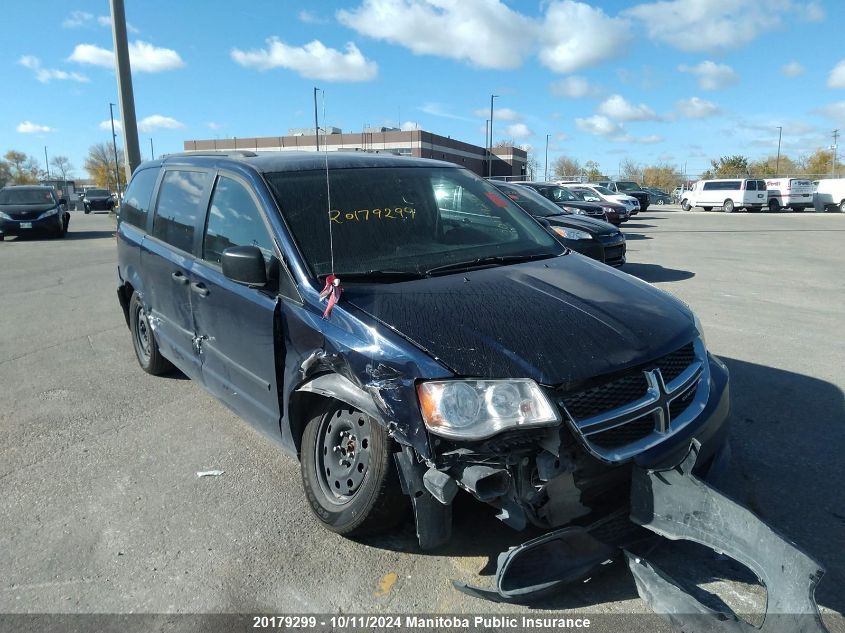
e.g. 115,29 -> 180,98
161,150 -> 258,159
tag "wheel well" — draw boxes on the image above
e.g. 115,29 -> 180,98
287,390 -> 332,459
118,281 -> 135,327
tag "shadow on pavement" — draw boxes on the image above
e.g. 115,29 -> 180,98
622,262 -> 695,282
65,230 -> 116,240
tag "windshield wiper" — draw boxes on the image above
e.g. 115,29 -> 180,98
332,270 -> 428,282
425,252 -> 559,276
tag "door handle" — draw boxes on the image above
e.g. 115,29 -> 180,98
171,271 -> 189,285
191,282 -> 209,297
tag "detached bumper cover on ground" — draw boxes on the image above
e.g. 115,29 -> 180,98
457,441 -> 829,633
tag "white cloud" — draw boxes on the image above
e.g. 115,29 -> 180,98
62,11 -> 93,28
400,121 -> 420,131
675,96 -> 721,118
418,102 -> 474,121
576,115 -> 622,136
18,55 -> 89,83
99,119 -> 122,132
68,41 -> 185,72
138,115 -> 185,133
828,60 -> 845,89
473,107 -> 522,121
678,61 -> 738,90
625,0 -> 820,53
298,10 -> 327,24
597,94 -> 659,121
538,1 -> 630,73
615,134 -> 663,144
781,61 -> 805,77
550,75 -> 601,98
206,122 -> 223,130
96,15 -> 140,33
337,0 -> 534,70
814,102 -> 845,122
337,0 -> 629,74
505,123 -> 533,139
17,121 -> 53,134
231,38 -> 377,81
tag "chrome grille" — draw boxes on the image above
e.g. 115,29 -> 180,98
558,338 -> 710,463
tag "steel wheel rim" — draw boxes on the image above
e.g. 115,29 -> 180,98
316,408 -> 372,505
134,306 -> 152,360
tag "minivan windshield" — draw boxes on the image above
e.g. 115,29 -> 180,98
0,188 -> 56,205
493,182 -> 568,218
266,167 -> 562,278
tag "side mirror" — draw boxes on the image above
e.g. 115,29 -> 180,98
537,217 -> 551,229
222,245 -> 267,286
58,198 -> 67,206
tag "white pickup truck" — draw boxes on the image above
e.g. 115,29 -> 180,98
764,178 -> 813,212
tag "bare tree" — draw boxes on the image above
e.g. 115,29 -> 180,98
552,155 -> 582,180
49,155 -> 74,181
83,143 -> 124,189
583,160 -> 607,181
619,158 -> 643,182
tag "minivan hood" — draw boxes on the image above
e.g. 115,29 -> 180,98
343,256 -> 695,386
547,214 -> 618,235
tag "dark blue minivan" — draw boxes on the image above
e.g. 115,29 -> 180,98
116,151 -> 730,550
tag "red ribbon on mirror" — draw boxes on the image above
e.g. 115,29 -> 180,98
319,274 -> 342,319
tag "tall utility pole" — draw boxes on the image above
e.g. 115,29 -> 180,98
110,0 -> 140,185
44,146 -> 50,179
833,129 -> 840,177
544,134 -> 550,181
776,126 -> 782,174
313,87 -> 321,151
149,137 -> 155,160
484,120 -> 489,159
488,94 -> 498,178
109,102 -> 122,195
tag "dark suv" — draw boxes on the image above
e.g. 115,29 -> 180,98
83,188 -> 115,213
0,185 -> 70,239
116,151 -> 729,552
593,181 -> 651,212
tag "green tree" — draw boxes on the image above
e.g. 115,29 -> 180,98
582,160 -> 606,181
552,155 -> 582,180
3,150 -> 43,184
710,155 -> 750,178
800,149 -> 834,178
0,159 -> 11,189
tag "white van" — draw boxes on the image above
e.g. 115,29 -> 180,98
813,178 -> 845,213
764,178 -> 813,212
680,178 -> 767,213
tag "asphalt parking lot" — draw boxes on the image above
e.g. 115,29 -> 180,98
1,210 -> 843,627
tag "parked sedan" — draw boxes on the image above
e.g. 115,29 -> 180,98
644,187 -> 672,205
565,184 -> 636,219
492,181 -> 626,267
514,181 -> 609,222
0,185 -> 70,239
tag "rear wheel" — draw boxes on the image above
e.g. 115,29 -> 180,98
681,200 -> 692,211
839,200 -> 845,213
656,199 -> 665,205
300,401 -> 406,537
768,199 -> 780,213
129,292 -> 173,375
723,199 -> 735,213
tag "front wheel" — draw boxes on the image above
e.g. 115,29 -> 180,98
656,199 -> 665,205
300,402 -> 406,537
129,292 -> 173,375
681,200 -> 692,211
839,200 -> 845,213
768,199 -> 780,213
723,199 -> 735,213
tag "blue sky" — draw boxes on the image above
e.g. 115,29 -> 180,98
3,0 -> 845,179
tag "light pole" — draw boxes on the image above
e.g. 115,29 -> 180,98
488,94 -> 498,178
833,129 -> 840,177
109,0 -> 140,182
109,102 -> 122,194
149,137 -> 155,160
44,146 -> 50,179
544,134 -> 550,181
776,126 -> 782,174
313,87 -> 321,151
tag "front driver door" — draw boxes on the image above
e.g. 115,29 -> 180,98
189,173 -> 282,436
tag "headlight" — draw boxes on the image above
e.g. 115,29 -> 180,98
417,379 -> 560,440
38,208 -> 59,219
552,226 -> 591,240
601,205 -> 616,212
693,313 -> 707,347
569,208 -> 587,215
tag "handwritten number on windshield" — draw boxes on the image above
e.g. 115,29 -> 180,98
329,207 -> 417,224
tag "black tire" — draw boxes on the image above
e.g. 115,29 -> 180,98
300,401 -> 406,537
702,206 -> 713,211
839,200 -> 845,213
723,199 -> 735,213
656,199 -> 665,205
681,200 -> 692,211
129,292 -> 173,375
768,199 -> 780,213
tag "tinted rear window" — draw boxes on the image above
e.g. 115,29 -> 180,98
120,168 -> 158,229
0,189 -> 55,205
152,170 -> 207,252
615,181 -> 641,192
703,181 -> 741,191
